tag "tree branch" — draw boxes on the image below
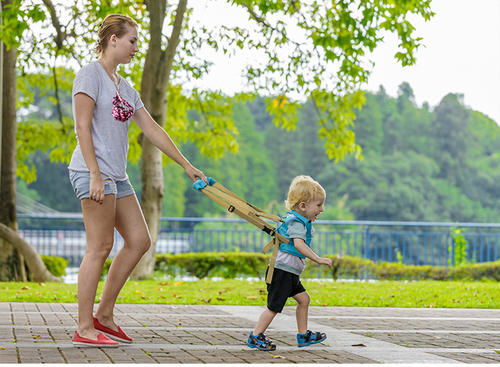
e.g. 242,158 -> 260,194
52,63 -> 64,127
162,0 -> 188,88
41,0 -> 67,130
41,0 -> 65,49
148,0 -> 167,52
241,3 -> 301,48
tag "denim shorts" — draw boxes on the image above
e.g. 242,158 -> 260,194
68,170 -> 135,200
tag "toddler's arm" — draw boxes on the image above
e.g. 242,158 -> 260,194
293,238 -> 332,267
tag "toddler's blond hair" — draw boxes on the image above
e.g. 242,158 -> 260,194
284,175 -> 326,211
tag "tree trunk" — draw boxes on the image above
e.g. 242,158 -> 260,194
0,39 -> 26,281
0,17 -> 58,282
131,0 -> 188,279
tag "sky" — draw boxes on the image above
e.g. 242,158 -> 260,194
365,0 -> 500,123
189,0 -> 500,124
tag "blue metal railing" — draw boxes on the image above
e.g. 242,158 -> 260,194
17,214 -> 500,267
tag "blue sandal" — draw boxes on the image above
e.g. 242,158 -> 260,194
247,332 -> 276,351
297,330 -> 327,347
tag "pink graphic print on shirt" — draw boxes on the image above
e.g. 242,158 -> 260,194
112,93 -> 134,122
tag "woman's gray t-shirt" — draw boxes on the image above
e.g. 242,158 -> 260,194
68,61 -> 144,181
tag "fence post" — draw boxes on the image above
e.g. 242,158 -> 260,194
364,225 -> 370,260
447,232 -> 454,267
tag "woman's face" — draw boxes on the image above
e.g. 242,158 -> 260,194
108,25 -> 139,63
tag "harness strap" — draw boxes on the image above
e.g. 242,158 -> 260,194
194,177 -> 286,284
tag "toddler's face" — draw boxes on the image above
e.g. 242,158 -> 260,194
300,196 -> 325,222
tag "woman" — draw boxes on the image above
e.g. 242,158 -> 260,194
68,14 -> 207,347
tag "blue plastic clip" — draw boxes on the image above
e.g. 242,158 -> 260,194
192,176 -> 216,191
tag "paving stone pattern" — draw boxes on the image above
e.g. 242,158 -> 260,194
1,303 -> 500,363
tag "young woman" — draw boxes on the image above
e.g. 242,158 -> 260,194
68,14 -> 207,347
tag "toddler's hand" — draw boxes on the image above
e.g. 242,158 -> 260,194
317,257 -> 333,267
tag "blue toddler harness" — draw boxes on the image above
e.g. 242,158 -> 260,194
276,210 -> 312,259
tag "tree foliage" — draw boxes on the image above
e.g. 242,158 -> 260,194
19,79 -> 500,223
12,0 -> 434,182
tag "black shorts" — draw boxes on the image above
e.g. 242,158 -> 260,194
266,268 -> 306,313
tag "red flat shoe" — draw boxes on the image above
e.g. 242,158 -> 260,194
72,331 -> 120,347
93,317 -> 133,343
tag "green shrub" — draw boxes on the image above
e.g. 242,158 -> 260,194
330,255 -> 376,280
211,252 -> 268,279
100,252 -> 500,282
374,262 -> 449,280
41,255 -> 68,277
303,255 -> 375,280
449,228 -> 469,266
448,261 -> 500,281
155,252 -> 268,279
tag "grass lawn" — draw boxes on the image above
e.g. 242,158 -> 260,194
1,279 -> 499,308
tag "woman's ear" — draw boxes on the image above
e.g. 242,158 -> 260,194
110,34 -> 117,47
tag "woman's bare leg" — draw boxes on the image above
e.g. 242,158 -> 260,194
95,194 -> 151,330
77,195 -> 116,339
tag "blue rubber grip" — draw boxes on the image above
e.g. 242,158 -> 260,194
192,176 -> 216,191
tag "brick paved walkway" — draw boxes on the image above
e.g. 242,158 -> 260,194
1,303 -> 500,363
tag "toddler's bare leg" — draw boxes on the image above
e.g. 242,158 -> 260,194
253,308 -> 277,335
293,291 -> 310,334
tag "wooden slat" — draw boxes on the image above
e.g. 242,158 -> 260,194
202,190 -> 232,210
213,182 -> 281,222
213,182 -> 263,211
266,236 -> 280,284
205,186 -> 257,216
199,183 -> 289,274
206,184 -> 282,223
262,239 -> 275,254
255,212 -> 282,222
203,186 -> 288,243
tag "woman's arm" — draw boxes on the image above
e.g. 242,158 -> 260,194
133,107 -> 207,182
74,92 -> 104,204
293,238 -> 332,267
